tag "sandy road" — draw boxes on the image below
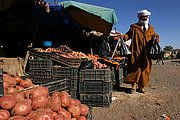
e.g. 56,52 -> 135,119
91,60 -> 180,120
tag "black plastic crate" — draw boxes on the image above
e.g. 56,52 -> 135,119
40,78 -> 67,94
53,66 -> 71,78
80,92 -> 112,107
0,69 -> 3,97
79,80 -> 112,94
53,66 -> 79,79
28,69 -> 53,79
29,50 -> 51,59
71,67 -> 79,79
67,89 -> 78,99
31,78 -> 54,84
29,59 -> 53,70
53,67 -> 79,90
51,53 -> 81,67
51,52 -> 86,64
67,78 -> 78,90
79,69 -> 112,82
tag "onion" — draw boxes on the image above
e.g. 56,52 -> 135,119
51,91 -> 60,97
14,75 -> 22,84
54,114 -> 65,120
23,89 -> 31,99
25,110 -> 35,120
20,78 -> 33,88
29,108 -> 54,120
3,81 -> 10,90
3,74 -> 16,87
59,90 -> 70,108
52,111 -> 58,118
67,103 -> 81,118
60,94 -> 70,108
15,85 -> 24,91
31,96 -> 49,110
49,96 -> 61,112
7,87 -> 18,94
14,92 -> 25,102
0,95 -> 16,109
80,104 -> 89,117
59,90 -> 69,98
11,101 -> 32,116
23,98 -> 32,105
58,108 -> 71,119
30,86 -> 49,99
74,99 -> 81,105
0,109 -> 10,120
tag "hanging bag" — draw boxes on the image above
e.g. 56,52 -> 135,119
118,38 -> 131,57
147,37 -> 163,60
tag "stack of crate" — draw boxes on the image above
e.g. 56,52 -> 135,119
0,69 -> 3,97
28,59 -> 67,93
28,59 -> 54,83
79,68 -> 113,107
53,66 -> 79,99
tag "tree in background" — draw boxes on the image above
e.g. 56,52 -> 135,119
163,45 -> 173,51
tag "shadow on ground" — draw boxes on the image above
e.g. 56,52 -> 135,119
113,86 -> 132,94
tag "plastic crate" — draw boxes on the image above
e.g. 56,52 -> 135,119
51,53 -> 81,67
53,67 -> 79,90
79,80 -> 112,94
29,59 -> 53,70
67,89 -> 78,99
67,78 -> 78,90
31,78 -> 55,84
52,52 -> 87,64
29,50 -> 51,59
40,78 -> 67,94
29,69 -> 53,79
53,66 -> 79,79
53,66 -> 71,78
80,92 -> 112,107
79,69 -> 112,82
0,69 -> 3,97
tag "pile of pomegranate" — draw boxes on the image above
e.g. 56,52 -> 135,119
0,74 -> 90,120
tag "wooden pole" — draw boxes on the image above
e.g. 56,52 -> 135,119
111,38 -> 121,59
23,25 -> 38,72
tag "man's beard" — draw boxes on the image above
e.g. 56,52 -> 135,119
138,18 -> 149,30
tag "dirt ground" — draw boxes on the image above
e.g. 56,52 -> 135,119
91,60 -> 180,120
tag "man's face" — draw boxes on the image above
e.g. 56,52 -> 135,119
140,16 -> 148,21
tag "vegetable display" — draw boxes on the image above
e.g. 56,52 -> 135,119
0,74 -> 90,120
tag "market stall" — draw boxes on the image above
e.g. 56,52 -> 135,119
0,1 -> 126,119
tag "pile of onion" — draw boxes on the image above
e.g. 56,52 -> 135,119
0,74 -> 90,120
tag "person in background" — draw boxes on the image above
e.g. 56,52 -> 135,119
122,9 -> 160,93
98,36 -> 111,58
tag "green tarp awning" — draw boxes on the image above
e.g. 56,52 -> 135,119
61,1 -> 118,25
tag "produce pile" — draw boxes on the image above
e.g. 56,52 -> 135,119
0,74 -> 90,120
32,45 -> 108,69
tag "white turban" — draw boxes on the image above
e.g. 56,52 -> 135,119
137,9 -> 151,18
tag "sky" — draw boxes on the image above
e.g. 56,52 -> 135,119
46,0 -> 180,49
